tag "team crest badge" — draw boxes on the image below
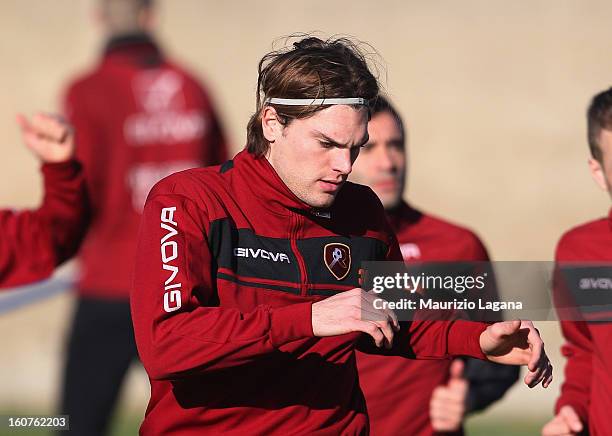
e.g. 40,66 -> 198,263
324,243 -> 351,281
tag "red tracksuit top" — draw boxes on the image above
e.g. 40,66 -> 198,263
357,202 -> 489,436
0,160 -> 88,288
63,33 -> 227,299
554,210 -> 612,436
131,151 -> 489,435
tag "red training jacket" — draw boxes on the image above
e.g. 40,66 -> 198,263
131,151 -> 489,435
63,33 -> 227,299
0,160 -> 88,288
357,201 -> 489,436
554,209 -> 612,436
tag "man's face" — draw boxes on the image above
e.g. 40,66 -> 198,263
348,111 -> 406,209
589,128 -> 612,199
265,105 -> 369,208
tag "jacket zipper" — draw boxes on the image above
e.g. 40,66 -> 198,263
289,211 -> 309,296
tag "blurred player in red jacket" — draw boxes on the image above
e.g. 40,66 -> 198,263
542,88 -> 612,436
350,96 -> 519,435
58,1 -> 228,434
1,113 -> 88,288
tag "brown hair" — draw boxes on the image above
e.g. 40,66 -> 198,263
246,35 -> 380,156
587,87 -> 612,162
370,95 -> 406,147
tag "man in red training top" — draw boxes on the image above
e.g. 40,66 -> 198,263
131,36 -> 552,435
58,0 -> 228,434
542,88 -> 612,436
0,113 -> 88,288
349,96 -> 519,435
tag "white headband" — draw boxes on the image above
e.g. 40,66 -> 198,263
264,97 -> 367,106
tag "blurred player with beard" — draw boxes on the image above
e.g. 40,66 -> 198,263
349,96 -> 519,435
58,0 -> 228,434
542,88 -> 612,436
131,36 -> 551,435
1,113 -> 88,288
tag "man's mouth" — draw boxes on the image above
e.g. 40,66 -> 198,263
374,179 -> 398,191
319,179 -> 344,193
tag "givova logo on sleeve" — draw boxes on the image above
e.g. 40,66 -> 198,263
161,206 -> 182,313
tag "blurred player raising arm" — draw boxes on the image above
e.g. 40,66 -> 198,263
0,113 -> 88,288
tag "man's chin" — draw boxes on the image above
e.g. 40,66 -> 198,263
307,192 -> 337,209
381,194 -> 402,210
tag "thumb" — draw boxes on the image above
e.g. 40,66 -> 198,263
493,319 -> 521,337
449,359 -> 464,381
560,406 -> 583,433
16,114 -> 30,132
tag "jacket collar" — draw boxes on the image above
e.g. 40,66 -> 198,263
386,200 -> 422,231
102,32 -> 162,66
233,149 -> 329,217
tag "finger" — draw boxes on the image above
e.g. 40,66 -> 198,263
532,353 -> 552,389
429,409 -> 461,432
429,399 -> 464,417
542,363 -> 554,388
531,361 -> 552,389
560,406 -> 582,433
16,114 -> 32,133
365,291 -> 400,329
352,320 -> 384,347
526,323 -> 544,372
433,384 -> 468,403
360,300 -> 397,344
525,361 -> 547,388
447,378 -> 469,397
449,359 -> 464,380
31,113 -> 69,142
491,319 -> 522,339
22,132 -> 53,155
367,319 -> 394,349
429,404 -> 464,420
362,292 -> 399,330
541,418 -> 572,436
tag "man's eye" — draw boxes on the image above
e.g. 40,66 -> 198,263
361,142 -> 373,151
320,141 -> 334,149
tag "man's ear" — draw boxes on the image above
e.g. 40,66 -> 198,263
261,106 -> 283,143
588,157 -> 608,192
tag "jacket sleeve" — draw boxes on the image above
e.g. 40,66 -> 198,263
461,234 -> 519,412
131,187 -> 314,381
0,160 -> 89,288
464,359 -> 519,413
63,84 -> 106,219
555,320 -> 591,422
358,215 -> 489,360
552,258 -> 592,423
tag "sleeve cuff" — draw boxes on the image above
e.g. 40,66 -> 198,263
269,302 -> 314,347
447,320 -> 489,359
41,160 -> 82,181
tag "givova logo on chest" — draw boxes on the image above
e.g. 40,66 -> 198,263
233,247 -> 291,263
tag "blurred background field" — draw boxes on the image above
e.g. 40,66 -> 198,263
2,0 -> 612,434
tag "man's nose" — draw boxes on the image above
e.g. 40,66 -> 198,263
332,148 -> 354,175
